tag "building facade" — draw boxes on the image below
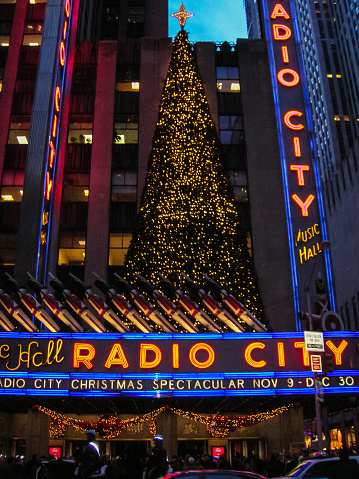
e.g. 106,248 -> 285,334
0,0 -> 357,463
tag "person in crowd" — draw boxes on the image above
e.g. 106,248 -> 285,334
145,435 -> 168,479
216,454 -> 231,469
183,457 -> 204,470
76,429 -> 101,479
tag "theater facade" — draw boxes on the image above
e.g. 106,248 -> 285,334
0,0 -> 357,463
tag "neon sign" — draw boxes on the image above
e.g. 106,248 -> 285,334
262,0 -> 335,322
0,333 -> 358,397
37,0 -> 74,279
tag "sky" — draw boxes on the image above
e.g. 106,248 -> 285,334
168,1 -> 248,43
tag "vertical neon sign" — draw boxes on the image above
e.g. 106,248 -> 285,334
262,0 -> 335,327
37,0 -> 73,281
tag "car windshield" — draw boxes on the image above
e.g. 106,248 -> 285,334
287,461 -> 312,477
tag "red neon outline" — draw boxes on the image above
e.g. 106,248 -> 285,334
244,342 -> 266,368
325,340 -> 348,365
62,20 -> 68,40
272,24 -> 291,40
270,4 -> 290,19
52,114 -> 58,138
189,343 -> 215,369
172,343 -> 179,368
49,140 -> 55,168
54,86 -> 61,112
73,343 -> 95,369
277,68 -> 300,87
294,342 -> 310,366
59,42 -> 66,66
290,165 -> 309,185
283,110 -> 304,130
104,343 -> 129,369
140,343 -> 162,369
46,172 -> 53,200
277,342 -> 285,367
292,194 -> 315,216
293,137 -> 301,156
65,0 -> 71,17
282,46 -> 289,63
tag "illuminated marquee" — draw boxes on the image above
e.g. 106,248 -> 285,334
38,0 -> 74,273
262,0 -> 334,321
0,332 -> 358,397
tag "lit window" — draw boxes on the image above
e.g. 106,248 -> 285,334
336,74 -> 341,78
68,123 -> 93,144
114,117 -> 138,144
327,74 -> 333,78
1,195 -> 14,201
334,115 -> 340,121
17,136 -> 28,144
230,83 -> 240,91
116,82 -> 140,92
58,235 -> 86,266
109,233 -> 132,266
22,35 -> 42,46
344,116 -> 349,121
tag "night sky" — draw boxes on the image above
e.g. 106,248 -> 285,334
168,1 -> 248,43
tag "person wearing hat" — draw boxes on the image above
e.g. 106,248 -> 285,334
145,435 -> 168,479
77,429 -> 101,479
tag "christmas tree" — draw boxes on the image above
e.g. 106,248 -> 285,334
123,27 -> 265,323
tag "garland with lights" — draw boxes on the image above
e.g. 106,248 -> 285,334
34,404 -> 293,439
123,28 -> 265,327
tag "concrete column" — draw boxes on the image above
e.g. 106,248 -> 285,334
144,0 -> 168,38
26,408 -> 50,461
0,0 -> 28,177
194,42 -> 218,132
84,41 -> 117,285
238,39 -> 295,330
155,410 -> 177,461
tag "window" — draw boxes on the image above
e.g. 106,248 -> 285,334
228,171 -> 248,202
111,170 -> 137,202
58,234 -> 86,266
62,173 -> 90,203
116,82 -> 140,92
68,123 -> 93,144
7,122 -> 30,144
219,115 -> 244,144
1,170 -> 24,202
114,116 -> 138,144
109,233 -> 132,266
216,66 -> 240,93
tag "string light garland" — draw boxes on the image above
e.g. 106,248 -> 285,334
123,28 -> 266,328
34,404 -> 293,439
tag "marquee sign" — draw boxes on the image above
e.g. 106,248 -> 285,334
261,0 -> 335,326
0,332 -> 358,397
37,0 -> 75,280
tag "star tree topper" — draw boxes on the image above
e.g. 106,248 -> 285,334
171,3 -> 193,29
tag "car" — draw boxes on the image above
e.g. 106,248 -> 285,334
272,455 -> 359,479
162,469 -> 268,479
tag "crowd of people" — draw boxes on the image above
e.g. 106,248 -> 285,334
0,430 -> 356,479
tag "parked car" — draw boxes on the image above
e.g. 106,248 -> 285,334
273,455 -> 359,479
162,470 -> 268,479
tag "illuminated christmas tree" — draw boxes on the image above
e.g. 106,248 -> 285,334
123,26 -> 265,323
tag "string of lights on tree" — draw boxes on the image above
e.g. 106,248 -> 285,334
34,404 -> 293,439
123,25 -> 265,324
